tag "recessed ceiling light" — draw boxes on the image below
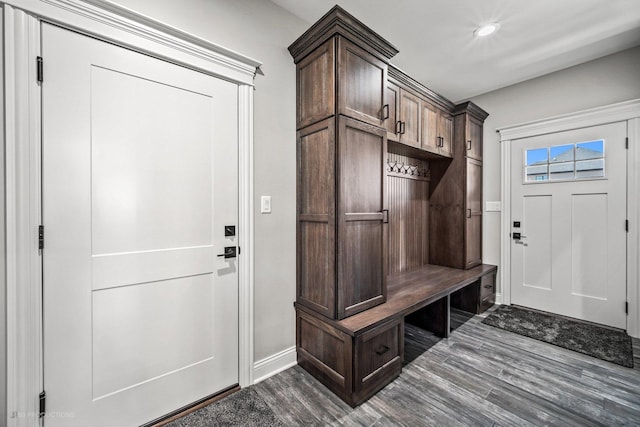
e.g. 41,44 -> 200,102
474,22 -> 500,37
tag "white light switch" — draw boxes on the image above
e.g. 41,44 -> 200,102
261,196 -> 272,214
486,201 -> 502,212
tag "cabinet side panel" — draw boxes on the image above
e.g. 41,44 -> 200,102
296,310 -> 352,404
297,39 -> 335,129
297,119 -> 335,317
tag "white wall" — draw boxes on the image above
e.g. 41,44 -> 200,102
108,0 -> 308,362
1,6 -> 6,422
470,46 -> 640,299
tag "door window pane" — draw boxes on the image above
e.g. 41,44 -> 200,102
526,148 -> 548,166
524,139 -> 605,183
576,140 -> 604,160
550,144 -> 574,163
575,159 -> 605,178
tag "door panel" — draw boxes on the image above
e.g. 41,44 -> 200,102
337,116 -> 387,319
385,82 -> 400,141
399,89 -> 420,148
421,102 -> 438,154
338,37 -> 387,127
43,24 -> 239,426
511,122 -> 627,328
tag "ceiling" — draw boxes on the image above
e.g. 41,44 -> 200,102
270,0 -> 640,102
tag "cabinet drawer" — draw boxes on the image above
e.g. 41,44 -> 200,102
354,319 -> 403,396
480,294 -> 495,313
480,272 -> 495,299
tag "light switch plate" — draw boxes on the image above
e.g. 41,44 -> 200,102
486,201 -> 501,212
261,196 -> 271,214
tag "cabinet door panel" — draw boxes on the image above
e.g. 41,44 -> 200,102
385,82 -> 400,142
438,112 -> 453,158
467,116 -> 483,160
465,158 -> 482,268
338,117 -> 387,319
465,214 -> 482,268
297,39 -> 335,129
421,102 -> 438,154
399,90 -> 420,148
338,37 -> 387,127
466,158 -> 482,214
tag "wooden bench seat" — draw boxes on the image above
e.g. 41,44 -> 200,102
295,263 -> 497,406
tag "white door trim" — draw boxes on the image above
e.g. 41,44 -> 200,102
3,1 -> 260,425
498,98 -> 640,338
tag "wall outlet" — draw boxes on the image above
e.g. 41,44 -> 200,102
486,201 -> 502,212
261,196 -> 272,214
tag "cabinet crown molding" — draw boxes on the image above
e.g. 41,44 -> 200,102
288,5 -> 398,64
452,101 -> 490,122
388,65 -> 456,112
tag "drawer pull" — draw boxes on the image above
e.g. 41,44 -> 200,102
375,345 -> 390,355
484,284 -> 493,289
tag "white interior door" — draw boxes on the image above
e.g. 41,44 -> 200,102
510,122 -> 627,329
42,23 -> 239,426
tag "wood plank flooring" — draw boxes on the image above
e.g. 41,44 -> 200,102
253,308 -> 640,426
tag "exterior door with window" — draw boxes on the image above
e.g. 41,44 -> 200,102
510,122 -> 627,329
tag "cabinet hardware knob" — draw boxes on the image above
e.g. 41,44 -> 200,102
395,120 -> 402,134
467,209 -> 472,218
467,140 -> 472,150
382,209 -> 389,224
400,121 -> 406,135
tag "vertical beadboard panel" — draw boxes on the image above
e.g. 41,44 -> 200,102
386,153 -> 429,274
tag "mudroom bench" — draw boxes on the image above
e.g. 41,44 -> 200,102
295,263 -> 498,407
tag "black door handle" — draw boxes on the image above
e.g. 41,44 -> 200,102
217,246 -> 237,259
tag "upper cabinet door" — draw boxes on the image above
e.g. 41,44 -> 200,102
437,112 -> 453,158
338,37 -> 388,127
385,81 -> 400,142
420,102 -> 438,154
296,39 -> 335,130
399,89 -> 421,148
466,116 -> 483,160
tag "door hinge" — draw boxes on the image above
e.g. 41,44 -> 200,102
39,391 -> 46,418
39,225 -> 44,250
625,137 -> 629,149
626,220 -> 629,232
625,301 -> 629,314
37,56 -> 43,83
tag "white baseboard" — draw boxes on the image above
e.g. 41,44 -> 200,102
495,293 -> 504,305
252,346 -> 297,384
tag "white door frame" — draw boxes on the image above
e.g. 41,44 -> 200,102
498,99 -> 640,338
3,1 -> 260,424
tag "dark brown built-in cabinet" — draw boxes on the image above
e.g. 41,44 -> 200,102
290,6 -> 496,407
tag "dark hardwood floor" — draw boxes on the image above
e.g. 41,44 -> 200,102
253,308 -> 640,426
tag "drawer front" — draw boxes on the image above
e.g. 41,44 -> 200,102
480,272 -> 496,299
354,320 -> 403,396
480,294 -> 495,313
